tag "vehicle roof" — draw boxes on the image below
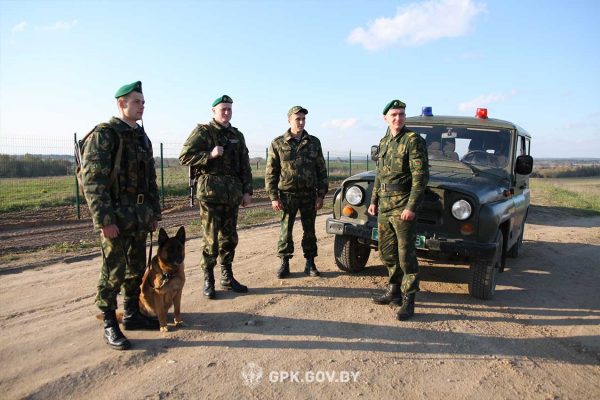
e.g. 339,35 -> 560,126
406,115 -> 531,138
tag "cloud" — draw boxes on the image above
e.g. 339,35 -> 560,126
39,19 -> 78,31
11,21 -> 27,33
347,0 -> 486,51
458,89 -> 517,111
322,118 -> 359,130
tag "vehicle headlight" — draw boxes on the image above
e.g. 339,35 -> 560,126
345,186 -> 364,206
451,199 -> 472,220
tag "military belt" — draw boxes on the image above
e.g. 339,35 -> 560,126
381,182 -> 411,192
118,193 -> 146,206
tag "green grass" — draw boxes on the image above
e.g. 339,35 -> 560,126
0,175 -> 78,212
0,160 -> 368,213
530,177 -> 600,215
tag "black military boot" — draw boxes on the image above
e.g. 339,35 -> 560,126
372,284 -> 402,305
122,298 -> 159,330
220,264 -> 248,293
396,293 -> 416,321
103,310 -> 131,350
277,257 -> 290,278
203,266 -> 216,299
304,257 -> 320,277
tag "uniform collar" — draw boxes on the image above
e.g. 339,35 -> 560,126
284,129 -> 308,142
210,119 -> 232,131
387,125 -> 408,141
111,116 -> 140,132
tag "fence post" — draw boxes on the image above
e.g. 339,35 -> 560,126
349,149 -> 352,176
74,133 -> 81,219
366,154 -> 369,172
265,147 -> 268,163
160,143 -> 165,208
327,151 -> 330,177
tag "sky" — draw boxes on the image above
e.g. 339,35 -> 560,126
1,0 -> 599,159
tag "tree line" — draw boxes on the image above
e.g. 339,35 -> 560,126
0,154 -> 74,178
531,165 -> 600,178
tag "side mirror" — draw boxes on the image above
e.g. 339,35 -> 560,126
515,155 -> 533,175
370,145 -> 379,161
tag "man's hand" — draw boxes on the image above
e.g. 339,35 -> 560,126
241,193 -> 252,207
150,220 -> 159,232
367,204 -> 377,216
271,199 -> 283,211
400,209 -> 416,221
209,146 -> 224,159
315,197 -> 324,211
101,224 -> 120,239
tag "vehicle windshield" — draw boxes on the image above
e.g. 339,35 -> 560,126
407,124 -> 512,171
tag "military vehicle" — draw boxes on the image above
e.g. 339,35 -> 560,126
326,107 -> 533,299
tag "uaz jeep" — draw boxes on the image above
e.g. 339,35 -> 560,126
326,107 -> 533,299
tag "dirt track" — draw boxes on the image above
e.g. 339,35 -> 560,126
1,208 -> 599,399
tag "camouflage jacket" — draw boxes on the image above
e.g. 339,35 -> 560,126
179,120 -> 253,205
265,129 -> 328,200
370,126 -> 429,214
80,117 -> 162,233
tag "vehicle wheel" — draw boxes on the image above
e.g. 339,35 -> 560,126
469,230 -> 503,300
508,223 -> 524,258
334,235 -> 371,273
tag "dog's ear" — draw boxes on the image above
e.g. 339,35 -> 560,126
175,226 -> 186,243
158,227 -> 169,247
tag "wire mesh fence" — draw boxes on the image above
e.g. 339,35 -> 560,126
0,136 -> 373,215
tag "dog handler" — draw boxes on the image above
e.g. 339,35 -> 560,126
80,81 -> 162,350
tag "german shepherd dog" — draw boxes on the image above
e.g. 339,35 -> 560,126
139,226 -> 186,332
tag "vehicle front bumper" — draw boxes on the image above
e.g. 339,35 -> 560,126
326,218 -> 497,260
326,218 -> 373,241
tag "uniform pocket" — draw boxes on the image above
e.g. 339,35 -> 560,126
280,149 -> 294,161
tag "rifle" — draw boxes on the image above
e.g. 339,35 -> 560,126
188,165 -> 197,207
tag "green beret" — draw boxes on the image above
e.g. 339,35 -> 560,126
114,81 -> 142,98
382,99 -> 406,115
212,95 -> 233,107
287,105 -> 308,118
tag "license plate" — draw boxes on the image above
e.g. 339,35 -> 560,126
372,228 -> 426,249
371,228 -> 378,241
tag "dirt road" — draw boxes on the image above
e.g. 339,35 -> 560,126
1,208 -> 599,399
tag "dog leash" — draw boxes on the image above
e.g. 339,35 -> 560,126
147,230 -> 153,269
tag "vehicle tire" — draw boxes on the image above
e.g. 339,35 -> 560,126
469,231 -> 503,300
508,222 -> 524,258
334,235 -> 371,273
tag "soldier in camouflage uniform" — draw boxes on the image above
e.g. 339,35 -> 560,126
265,106 -> 328,278
179,95 -> 253,299
367,100 -> 429,321
80,81 -> 162,350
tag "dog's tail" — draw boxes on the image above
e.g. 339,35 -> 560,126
95,311 -> 124,322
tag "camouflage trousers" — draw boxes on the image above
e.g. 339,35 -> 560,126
277,192 -> 317,258
96,231 -> 148,311
377,212 -> 420,294
199,201 -> 239,270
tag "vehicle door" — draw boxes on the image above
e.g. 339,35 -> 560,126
511,134 -> 531,246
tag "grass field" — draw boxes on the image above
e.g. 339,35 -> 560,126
530,177 -> 600,215
0,161 -> 371,213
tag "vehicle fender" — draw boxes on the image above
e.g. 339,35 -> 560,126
478,200 -> 513,244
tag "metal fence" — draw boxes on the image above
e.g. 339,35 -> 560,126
0,136 -> 373,215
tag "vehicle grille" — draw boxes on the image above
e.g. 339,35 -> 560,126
417,187 -> 444,225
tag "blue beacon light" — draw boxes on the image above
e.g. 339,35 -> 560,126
421,106 -> 433,116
